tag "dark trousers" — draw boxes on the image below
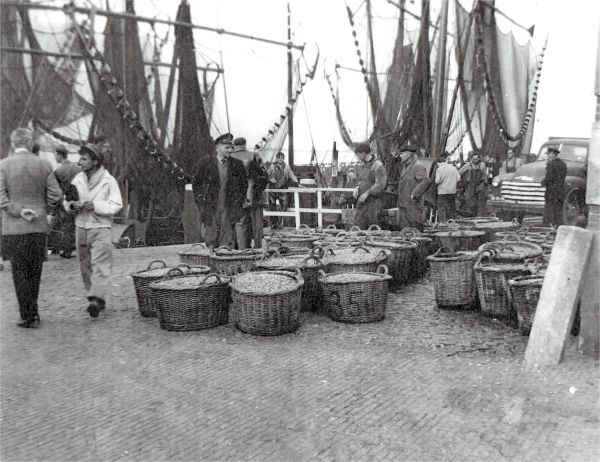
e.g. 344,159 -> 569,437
543,200 -> 562,226
2,233 -> 46,321
236,206 -> 264,249
437,194 -> 456,222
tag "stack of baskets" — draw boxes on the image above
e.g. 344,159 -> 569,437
427,247 -> 479,308
230,269 -> 304,335
254,251 -> 325,312
150,269 -> 231,331
319,265 -> 392,323
131,261 -> 210,317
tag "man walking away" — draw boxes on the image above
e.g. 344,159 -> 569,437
0,128 -> 63,328
64,144 -> 122,318
52,145 -> 80,258
396,144 -> 431,230
352,142 -> 387,229
434,152 -> 460,222
459,151 -> 488,217
541,147 -> 567,226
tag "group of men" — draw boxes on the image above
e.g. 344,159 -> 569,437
191,134 -> 270,250
350,142 -> 567,229
1,128 -> 123,328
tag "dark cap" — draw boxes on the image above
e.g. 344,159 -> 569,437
214,133 -> 234,145
547,147 -> 560,155
55,145 -> 68,156
353,142 -> 371,154
79,143 -> 104,164
233,137 -> 246,146
399,143 -> 417,153
276,151 -> 285,158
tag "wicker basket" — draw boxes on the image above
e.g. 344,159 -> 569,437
394,229 -> 433,278
323,245 -> 388,273
254,253 -> 326,312
318,265 -> 392,323
509,274 -> 544,335
474,219 -> 521,240
210,246 -> 264,276
427,247 -> 479,307
231,269 -> 304,336
150,270 -> 231,331
474,252 -> 531,318
434,229 -> 487,252
365,239 -> 417,286
265,241 -> 311,256
456,215 -> 500,228
131,261 -> 210,317
478,241 -> 543,263
366,224 -> 392,238
318,224 -> 344,235
177,242 -> 212,268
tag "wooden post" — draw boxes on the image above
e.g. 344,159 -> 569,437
579,24 -> 600,356
287,1 -> 294,168
431,0 -> 449,159
317,190 -> 323,228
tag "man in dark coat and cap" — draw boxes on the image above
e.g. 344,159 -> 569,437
541,147 -> 567,226
192,133 -> 247,248
396,143 -> 431,230
352,141 -> 387,229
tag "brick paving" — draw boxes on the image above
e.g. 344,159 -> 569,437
0,244 -> 598,461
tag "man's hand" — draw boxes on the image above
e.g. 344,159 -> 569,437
80,201 -> 94,213
357,192 -> 369,205
352,186 -> 359,199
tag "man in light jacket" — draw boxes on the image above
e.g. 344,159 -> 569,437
0,128 -> 63,328
434,152 -> 461,222
64,144 -> 122,318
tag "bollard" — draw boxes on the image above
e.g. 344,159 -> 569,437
524,226 -> 593,367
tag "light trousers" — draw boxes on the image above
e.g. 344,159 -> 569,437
76,226 -> 113,303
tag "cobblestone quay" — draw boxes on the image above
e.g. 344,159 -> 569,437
1,245 -> 598,461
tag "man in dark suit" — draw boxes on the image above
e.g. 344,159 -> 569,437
0,128 -> 63,328
396,144 -> 431,230
192,133 -> 248,248
541,147 -> 567,226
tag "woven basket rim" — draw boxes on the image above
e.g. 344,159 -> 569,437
131,265 -> 210,278
231,270 -> 304,295
434,230 -> 487,237
508,275 -> 544,286
427,251 -> 478,262
255,256 -> 324,269
367,240 -> 418,250
149,273 -> 230,290
474,262 -> 530,272
319,271 -> 392,284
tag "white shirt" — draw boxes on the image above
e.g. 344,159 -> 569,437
435,162 -> 461,195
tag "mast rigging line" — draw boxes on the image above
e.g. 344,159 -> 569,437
0,46 -> 223,73
4,1 -> 305,51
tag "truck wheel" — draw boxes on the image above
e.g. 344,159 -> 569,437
562,190 -> 583,226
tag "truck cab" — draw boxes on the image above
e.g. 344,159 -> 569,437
487,137 -> 588,225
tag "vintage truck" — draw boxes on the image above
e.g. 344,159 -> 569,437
487,137 -> 589,225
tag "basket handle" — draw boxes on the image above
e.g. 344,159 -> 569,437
310,246 -> 325,258
261,249 -> 283,260
160,267 -> 185,280
355,230 -> 370,239
376,249 -> 388,260
298,223 -> 312,232
198,272 -> 224,285
335,231 -> 349,240
376,264 -> 389,275
433,246 -> 457,257
147,259 -> 167,270
215,245 -> 232,252
349,225 -> 362,233
326,224 -> 338,230
352,245 -> 371,254
367,224 -> 381,232
324,246 -> 336,256
187,242 -> 209,251
318,269 -> 327,280
176,263 -> 193,273
301,255 -> 323,266
266,240 -> 283,249
474,249 -> 496,267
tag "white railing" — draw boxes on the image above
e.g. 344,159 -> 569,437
263,187 -> 355,229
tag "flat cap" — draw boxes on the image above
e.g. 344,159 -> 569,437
214,133 -> 234,145
547,147 -> 560,155
353,142 -> 371,154
233,137 -> 246,146
79,143 -> 103,163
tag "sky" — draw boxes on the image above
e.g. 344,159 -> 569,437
26,0 -> 600,164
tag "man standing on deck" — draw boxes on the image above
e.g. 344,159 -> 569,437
352,142 -> 387,229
